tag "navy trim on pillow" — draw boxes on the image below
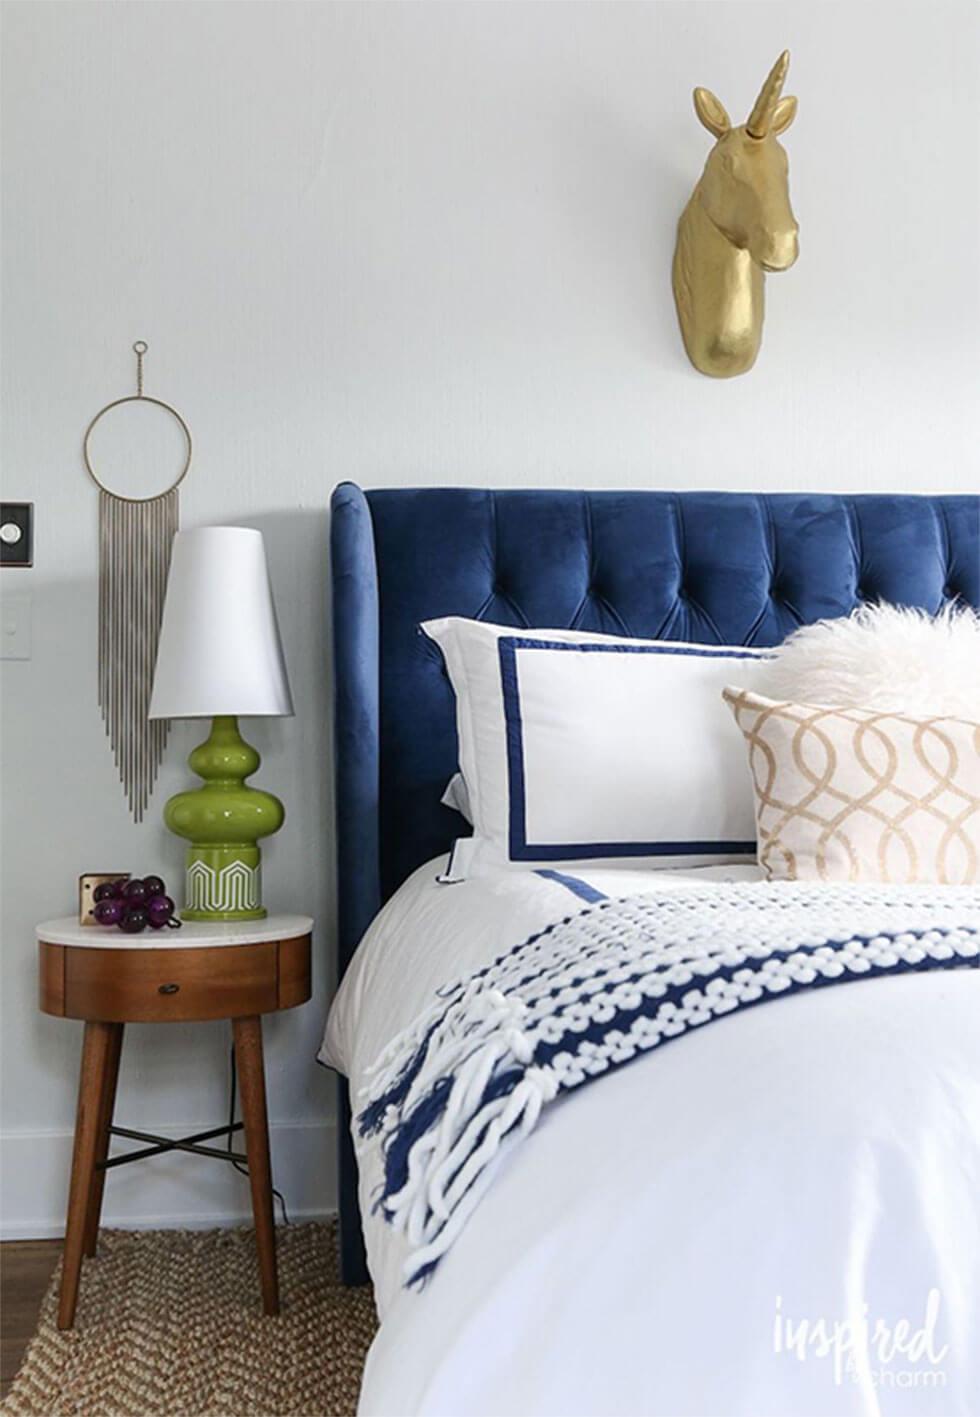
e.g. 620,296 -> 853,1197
499,636 -> 760,863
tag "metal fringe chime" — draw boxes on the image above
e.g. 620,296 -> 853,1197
85,342 -> 192,822
97,488 -> 179,819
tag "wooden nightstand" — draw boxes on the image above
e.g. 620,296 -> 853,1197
37,913 -> 313,1330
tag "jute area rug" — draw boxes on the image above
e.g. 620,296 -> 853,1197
2,1222 -> 378,1417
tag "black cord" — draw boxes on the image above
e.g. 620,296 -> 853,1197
227,1045 -> 290,1226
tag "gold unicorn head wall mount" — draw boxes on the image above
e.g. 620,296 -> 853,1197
672,51 -> 799,378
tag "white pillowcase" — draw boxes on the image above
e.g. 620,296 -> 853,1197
441,771 -> 473,823
422,617 -> 769,879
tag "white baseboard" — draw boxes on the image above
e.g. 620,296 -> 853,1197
0,1118 -> 337,1240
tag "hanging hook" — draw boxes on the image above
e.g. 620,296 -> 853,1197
133,340 -> 148,396
83,339 -> 191,501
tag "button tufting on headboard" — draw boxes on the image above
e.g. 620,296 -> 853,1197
332,485 -> 980,965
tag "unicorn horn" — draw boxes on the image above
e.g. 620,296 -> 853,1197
746,50 -> 790,138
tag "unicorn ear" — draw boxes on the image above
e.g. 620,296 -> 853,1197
693,87 -> 730,139
771,95 -> 798,136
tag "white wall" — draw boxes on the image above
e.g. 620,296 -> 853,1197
2,0 -> 977,1237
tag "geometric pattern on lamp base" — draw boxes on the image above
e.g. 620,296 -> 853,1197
183,850 -> 265,922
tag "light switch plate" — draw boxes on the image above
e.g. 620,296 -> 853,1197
0,503 -> 33,567
1,593 -> 32,659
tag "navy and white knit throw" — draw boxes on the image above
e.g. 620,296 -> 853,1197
357,884 -> 980,1286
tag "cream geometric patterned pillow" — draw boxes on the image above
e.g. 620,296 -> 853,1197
723,688 -> 980,884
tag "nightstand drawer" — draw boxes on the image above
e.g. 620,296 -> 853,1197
62,944 -> 279,1022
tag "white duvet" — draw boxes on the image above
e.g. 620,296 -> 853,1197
322,861 -> 980,1417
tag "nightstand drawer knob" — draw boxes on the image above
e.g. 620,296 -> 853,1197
158,982 -> 180,995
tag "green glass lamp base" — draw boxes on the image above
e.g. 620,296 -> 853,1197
162,716 -> 285,923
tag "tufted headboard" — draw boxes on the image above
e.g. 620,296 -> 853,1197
331,483 -> 978,971
329,483 -> 978,1282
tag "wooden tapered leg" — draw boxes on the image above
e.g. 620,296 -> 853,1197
59,1021 -> 114,1329
83,1023 -> 124,1258
233,1016 -> 279,1316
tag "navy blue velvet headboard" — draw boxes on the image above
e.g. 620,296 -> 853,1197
330,482 -> 978,1283
332,483 -> 978,973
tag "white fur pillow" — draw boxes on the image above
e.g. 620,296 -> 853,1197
757,602 -> 980,716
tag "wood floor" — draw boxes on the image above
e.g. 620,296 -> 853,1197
1,1240 -> 61,1399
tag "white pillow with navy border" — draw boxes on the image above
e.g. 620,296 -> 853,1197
422,617 -> 770,880
441,771 -> 473,823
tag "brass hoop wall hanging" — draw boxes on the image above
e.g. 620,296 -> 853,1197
84,342 -> 192,822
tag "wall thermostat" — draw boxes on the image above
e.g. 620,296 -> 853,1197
0,503 -> 33,566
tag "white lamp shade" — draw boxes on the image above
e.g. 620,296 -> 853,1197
149,526 -> 294,719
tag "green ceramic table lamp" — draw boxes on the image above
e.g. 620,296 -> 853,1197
149,526 -> 294,921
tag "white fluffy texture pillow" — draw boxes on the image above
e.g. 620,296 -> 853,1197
758,602 -> 980,716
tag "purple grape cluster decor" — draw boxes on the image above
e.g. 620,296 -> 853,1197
93,876 -> 182,934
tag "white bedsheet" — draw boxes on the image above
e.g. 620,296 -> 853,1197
322,861 -> 980,1417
